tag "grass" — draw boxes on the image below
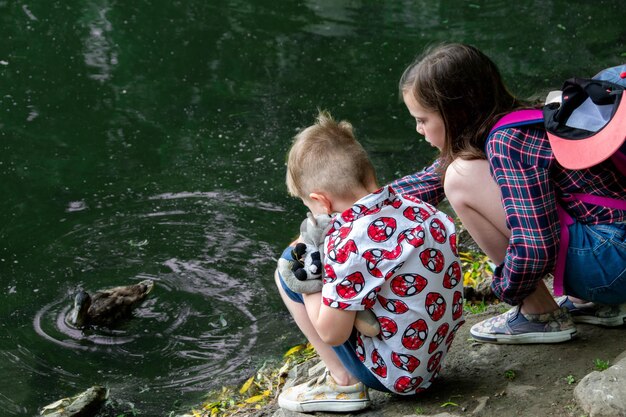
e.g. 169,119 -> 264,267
504,370 -> 517,381
593,358 -> 610,371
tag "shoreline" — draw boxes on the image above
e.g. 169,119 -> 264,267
179,303 -> 626,417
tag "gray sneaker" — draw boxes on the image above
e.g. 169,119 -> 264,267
557,296 -> 626,327
470,305 -> 576,344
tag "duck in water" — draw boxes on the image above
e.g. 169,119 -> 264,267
67,279 -> 154,329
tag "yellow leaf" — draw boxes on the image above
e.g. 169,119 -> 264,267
459,252 -> 472,261
192,410 -> 203,417
239,375 -> 255,394
244,394 -> 266,404
283,344 -> 306,358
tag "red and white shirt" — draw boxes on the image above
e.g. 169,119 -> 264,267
321,185 -> 464,394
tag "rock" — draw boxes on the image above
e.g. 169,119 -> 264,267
307,360 -> 326,379
574,356 -> 626,417
283,359 -> 321,390
40,386 -> 108,417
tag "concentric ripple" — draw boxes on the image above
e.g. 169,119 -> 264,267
13,189 -> 283,414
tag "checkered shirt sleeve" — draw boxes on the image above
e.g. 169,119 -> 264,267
487,127 -> 561,304
389,159 -> 445,206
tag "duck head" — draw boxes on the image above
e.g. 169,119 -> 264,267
67,290 -> 92,328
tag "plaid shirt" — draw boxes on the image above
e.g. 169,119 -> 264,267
391,126 -> 626,305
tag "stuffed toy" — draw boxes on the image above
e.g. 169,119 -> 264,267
277,213 -> 331,294
291,212 -> 332,282
277,213 -> 380,337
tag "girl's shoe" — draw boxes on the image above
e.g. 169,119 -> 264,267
557,296 -> 626,327
470,305 -> 576,344
278,370 -> 371,413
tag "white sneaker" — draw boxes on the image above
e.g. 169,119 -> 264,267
278,370 -> 371,413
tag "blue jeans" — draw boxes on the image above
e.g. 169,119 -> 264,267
564,221 -> 626,304
277,247 -> 390,393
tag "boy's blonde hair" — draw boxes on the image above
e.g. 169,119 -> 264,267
286,111 -> 376,201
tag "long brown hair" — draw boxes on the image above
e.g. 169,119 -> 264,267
399,43 -> 530,173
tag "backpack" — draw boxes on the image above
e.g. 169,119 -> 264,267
486,68 -> 626,296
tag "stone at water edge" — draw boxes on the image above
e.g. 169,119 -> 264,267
40,385 -> 108,417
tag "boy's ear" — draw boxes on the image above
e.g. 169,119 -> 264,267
308,192 -> 333,214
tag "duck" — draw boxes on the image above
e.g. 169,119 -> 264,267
67,279 -> 155,329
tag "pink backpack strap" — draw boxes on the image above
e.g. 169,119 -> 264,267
489,109 -> 544,136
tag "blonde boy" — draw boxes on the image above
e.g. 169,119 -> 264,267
276,111 -> 464,413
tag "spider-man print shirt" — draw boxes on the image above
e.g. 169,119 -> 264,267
321,185 -> 465,395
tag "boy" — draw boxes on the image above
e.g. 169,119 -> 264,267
276,111 -> 464,413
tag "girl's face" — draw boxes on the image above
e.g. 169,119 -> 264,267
403,91 -> 446,150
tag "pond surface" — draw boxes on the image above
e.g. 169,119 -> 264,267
0,0 -> 624,415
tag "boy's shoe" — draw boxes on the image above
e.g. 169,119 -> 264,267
470,305 -> 576,344
278,370 -> 371,413
557,296 -> 626,327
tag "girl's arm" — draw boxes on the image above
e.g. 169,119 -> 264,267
303,292 -> 356,346
390,159 -> 445,205
487,128 -> 559,305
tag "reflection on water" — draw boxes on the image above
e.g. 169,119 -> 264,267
82,1 -> 117,82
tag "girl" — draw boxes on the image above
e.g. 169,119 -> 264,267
392,43 -> 626,344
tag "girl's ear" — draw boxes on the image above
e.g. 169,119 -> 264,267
308,192 -> 333,215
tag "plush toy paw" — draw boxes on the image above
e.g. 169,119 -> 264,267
291,243 -> 323,281
277,258 -> 323,294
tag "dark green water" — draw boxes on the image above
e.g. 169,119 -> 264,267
1,0 -> 624,415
